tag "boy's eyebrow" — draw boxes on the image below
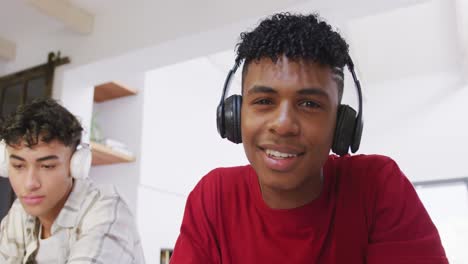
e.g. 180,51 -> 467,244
9,155 -> 59,162
10,155 -> 25,161
297,88 -> 330,99
246,85 -> 277,95
246,86 -> 330,99
36,155 -> 59,162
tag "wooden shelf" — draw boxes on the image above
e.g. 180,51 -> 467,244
93,81 -> 137,102
90,141 -> 135,166
91,81 -> 137,167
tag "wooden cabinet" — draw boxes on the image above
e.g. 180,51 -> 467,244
91,82 -> 137,166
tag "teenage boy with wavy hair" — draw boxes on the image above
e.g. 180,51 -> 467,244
0,98 -> 145,263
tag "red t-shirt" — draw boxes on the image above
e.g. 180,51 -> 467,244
170,155 -> 448,264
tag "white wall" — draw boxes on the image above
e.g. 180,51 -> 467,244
137,55 -> 248,262
141,55 -> 247,195
344,0 -> 461,84
417,183 -> 468,263
136,186 -> 186,263
360,70 -> 468,181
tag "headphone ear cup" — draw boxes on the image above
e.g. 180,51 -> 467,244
70,146 -> 92,179
351,118 -> 363,153
332,105 -> 357,156
0,141 -> 8,178
216,102 -> 226,139
224,95 -> 242,144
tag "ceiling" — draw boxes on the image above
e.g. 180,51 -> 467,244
0,0 -> 466,86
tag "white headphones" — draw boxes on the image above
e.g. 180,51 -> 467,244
0,140 -> 92,179
0,141 -> 8,178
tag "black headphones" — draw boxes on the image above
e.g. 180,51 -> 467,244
216,56 -> 363,156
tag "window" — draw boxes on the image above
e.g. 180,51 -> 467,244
0,52 -> 69,119
415,178 -> 468,264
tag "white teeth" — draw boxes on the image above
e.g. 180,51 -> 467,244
265,149 -> 298,158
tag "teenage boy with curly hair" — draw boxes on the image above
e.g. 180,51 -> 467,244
170,13 -> 447,264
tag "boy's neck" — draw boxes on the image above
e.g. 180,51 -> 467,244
40,219 -> 53,239
260,171 -> 323,210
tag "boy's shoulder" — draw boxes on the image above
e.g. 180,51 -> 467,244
72,179 -> 122,204
3,199 -> 30,225
325,154 -> 410,203
328,153 -> 397,168
57,179 -> 132,229
327,154 -> 401,180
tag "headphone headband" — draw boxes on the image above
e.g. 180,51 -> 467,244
347,57 -> 363,125
220,66 -> 238,105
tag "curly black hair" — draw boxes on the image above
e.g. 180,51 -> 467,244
0,98 -> 83,148
236,12 -> 349,101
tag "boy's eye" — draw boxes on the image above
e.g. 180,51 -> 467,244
254,98 -> 272,105
41,164 -> 56,169
12,164 -> 25,169
299,100 -> 321,108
